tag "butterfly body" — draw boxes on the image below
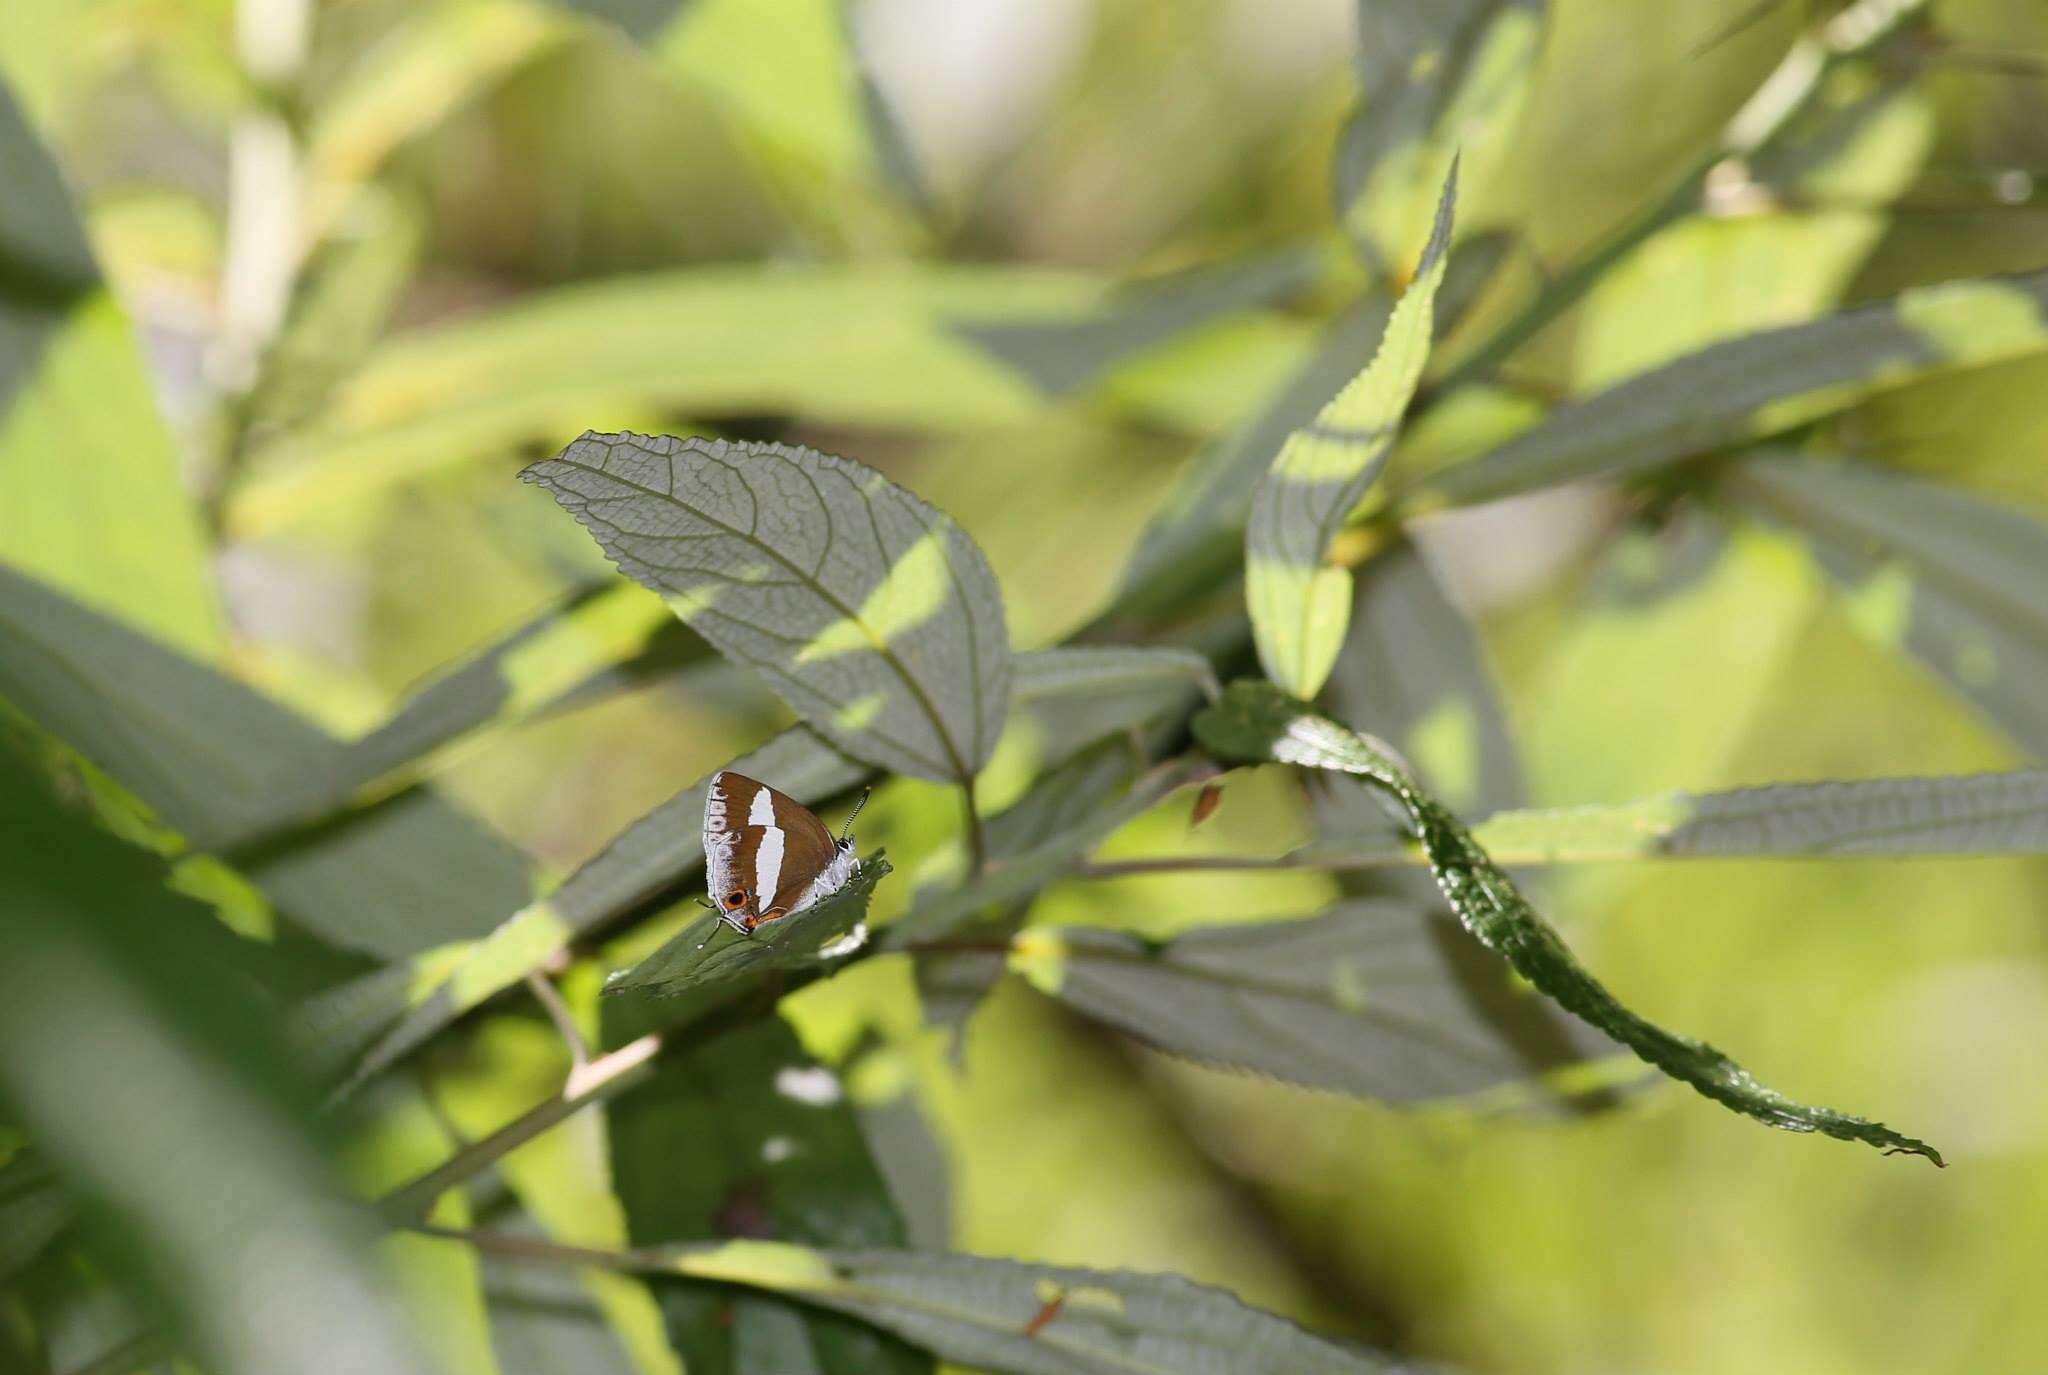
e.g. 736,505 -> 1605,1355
704,771 -> 861,933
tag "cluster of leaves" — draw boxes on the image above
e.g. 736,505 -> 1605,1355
6,2 -> 2048,1374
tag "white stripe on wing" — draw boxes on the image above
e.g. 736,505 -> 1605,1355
753,826 -> 785,904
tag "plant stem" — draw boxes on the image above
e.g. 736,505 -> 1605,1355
377,1032 -> 662,1224
959,778 -> 988,876
412,1224 -> 650,1273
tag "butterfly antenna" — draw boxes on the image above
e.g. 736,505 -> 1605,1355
838,786 -> 872,843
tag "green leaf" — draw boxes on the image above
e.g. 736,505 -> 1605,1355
955,250 -> 1318,396
303,584 -> 674,812
1248,162 -> 1457,698
1417,270 -> 2048,509
607,1016 -> 929,1375
333,726 -> 865,1093
1015,899 -> 1617,1103
1728,453 -> 2048,756
523,431 -> 1012,784
631,1241 -> 1413,1375
482,1213 -> 651,1375
601,856 -> 891,999
1471,770 -> 2048,859
0,749 -> 435,1375
1011,646 -> 1217,770
1193,679 -> 1944,1164
1105,293 -> 1395,627
229,265 -> 1098,534
0,80 -> 219,657
1336,0 -> 1544,270
0,566 -> 532,959
1322,535 -> 1523,814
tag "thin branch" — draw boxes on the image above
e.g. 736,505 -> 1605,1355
1075,854 -> 1319,880
411,1224 -> 652,1273
524,970 -> 590,1073
377,1033 -> 662,1224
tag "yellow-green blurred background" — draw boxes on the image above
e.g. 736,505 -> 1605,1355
5,1 -> 2048,1372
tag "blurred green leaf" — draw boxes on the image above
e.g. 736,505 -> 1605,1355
607,1015 -> 928,1374
308,1 -> 570,199
481,1212 -> 647,1375
1011,646 -> 1216,771
0,80 -> 219,657
1337,0 -> 1544,269
1416,269 -> 2048,508
1472,769 -> 2048,858
0,566 -> 533,958
602,856 -> 890,999
1194,679 -> 1944,1163
1016,898 -> 1617,1103
334,725 -> 866,1093
308,583 -> 673,809
908,743 -> 1147,1054
230,265 -> 1099,534
956,250 -> 1319,396
551,0 -> 695,41
1728,453 -> 2048,756
627,1241 -> 1413,1375
0,749 -> 434,1375
246,192 -> 425,436
0,1152 -> 67,1281
1322,536 -> 1523,814
1248,162 -> 1457,698
524,431 -> 1012,783
887,760 -> 1198,948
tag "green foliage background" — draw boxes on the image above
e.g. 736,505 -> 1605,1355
4,1 -> 2048,1372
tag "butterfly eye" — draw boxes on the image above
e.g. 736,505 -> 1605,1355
724,891 -> 747,909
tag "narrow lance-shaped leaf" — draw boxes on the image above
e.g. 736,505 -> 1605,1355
0,566 -> 532,960
523,432 -> 1011,784
1105,294 -> 1393,628
231,267 -> 1098,534
1415,269 -> 2048,509
1193,680 -> 1944,1164
1007,899 -> 1618,1103
955,250 -> 1318,396
1247,161 -> 1457,699
1128,768 -> 2048,874
1727,453 -> 2048,758
1471,769 -> 2048,860
469,1238 -> 1415,1375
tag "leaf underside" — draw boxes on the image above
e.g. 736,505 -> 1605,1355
523,431 -> 1011,783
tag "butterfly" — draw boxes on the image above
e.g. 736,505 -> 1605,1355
703,771 -> 866,935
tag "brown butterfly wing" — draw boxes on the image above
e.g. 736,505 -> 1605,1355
704,771 -> 836,925
763,784 -> 837,919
